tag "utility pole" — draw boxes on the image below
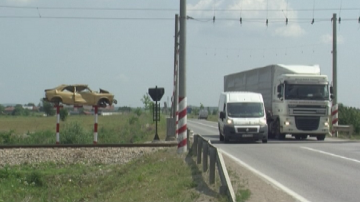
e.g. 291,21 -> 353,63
178,0 -> 187,153
332,13 -> 338,137
173,14 -> 179,120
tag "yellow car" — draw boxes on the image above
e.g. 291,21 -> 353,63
43,84 -> 117,107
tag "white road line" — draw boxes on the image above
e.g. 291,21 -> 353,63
223,151 -> 311,202
301,147 -> 360,164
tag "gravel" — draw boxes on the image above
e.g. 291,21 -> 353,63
0,147 -> 163,168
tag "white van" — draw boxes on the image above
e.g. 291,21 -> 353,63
218,92 -> 268,143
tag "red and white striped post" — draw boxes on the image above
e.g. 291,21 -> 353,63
93,105 -> 98,144
331,103 -> 338,137
177,97 -> 187,153
55,105 -> 63,144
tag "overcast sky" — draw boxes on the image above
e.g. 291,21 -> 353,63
1,0 -> 359,108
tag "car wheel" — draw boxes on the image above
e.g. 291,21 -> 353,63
50,97 -> 62,105
97,99 -> 108,108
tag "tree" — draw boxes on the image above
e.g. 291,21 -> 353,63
200,103 -> 205,110
141,93 -> 152,111
0,104 -> 4,115
12,104 -> 24,116
59,108 -> 68,121
42,101 -> 55,116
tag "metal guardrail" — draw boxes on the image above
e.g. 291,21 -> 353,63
0,143 -> 178,149
188,129 -> 236,202
332,125 -> 353,138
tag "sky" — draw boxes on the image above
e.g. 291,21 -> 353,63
0,0 -> 359,108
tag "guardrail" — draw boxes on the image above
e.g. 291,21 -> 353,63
332,125 -> 353,138
188,129 -> 236,202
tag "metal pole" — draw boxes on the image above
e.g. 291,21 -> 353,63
332,13 -> 338,137
177,0 -> 187,153
93,105 -> 98,144
332,13 -> 337,105
173,14 -> 179,119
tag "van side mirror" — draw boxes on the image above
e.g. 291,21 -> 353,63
219,111 -> 225,119
330,94 -> 334,99
330,86 -> 333,94
277,85 -> 282,93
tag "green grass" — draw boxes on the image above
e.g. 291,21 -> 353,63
0,113 -> 249,202
0,148 -> 232,202
0,112 -> 167,145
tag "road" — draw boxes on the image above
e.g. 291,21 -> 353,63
188,119 -> 360,202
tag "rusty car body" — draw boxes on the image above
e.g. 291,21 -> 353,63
43,84 -> 117,107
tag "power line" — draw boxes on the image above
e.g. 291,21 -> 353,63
1,5 -> 360,12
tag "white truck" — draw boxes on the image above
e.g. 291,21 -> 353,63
224,64 -> 333,140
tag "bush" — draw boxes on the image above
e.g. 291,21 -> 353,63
60,108 -> 68,121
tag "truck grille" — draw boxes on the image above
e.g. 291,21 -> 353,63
295,116 -> 320,131
237,127 -> 258,133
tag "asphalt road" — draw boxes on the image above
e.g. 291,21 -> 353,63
188,119 -> 360,202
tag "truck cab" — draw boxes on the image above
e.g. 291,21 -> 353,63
272,74 -> 332,140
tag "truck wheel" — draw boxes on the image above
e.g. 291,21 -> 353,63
275,121 -> 285,140
317,135 -> 326,141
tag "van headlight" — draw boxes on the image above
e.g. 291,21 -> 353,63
259,118 -> 267,126
324,122 -> 329,127
227,119 -> 233,125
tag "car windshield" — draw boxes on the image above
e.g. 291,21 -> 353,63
227,102 -> 264,118
285,84 -> 329,100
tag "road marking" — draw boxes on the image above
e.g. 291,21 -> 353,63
223,151 -> 311,202
302,147 -> 360,164
187,120 -> 217,129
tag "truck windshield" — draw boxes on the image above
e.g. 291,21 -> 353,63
227,103 -> 264,118
285,84 -> 329,100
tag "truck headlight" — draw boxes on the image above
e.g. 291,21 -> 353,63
324,122 -> 329,127
284,121 -> 290,126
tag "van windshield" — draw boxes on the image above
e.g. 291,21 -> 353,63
227,103 -> 264,118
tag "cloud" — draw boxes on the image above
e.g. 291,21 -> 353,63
274,24 -> 305,37
320,34 -> 345,45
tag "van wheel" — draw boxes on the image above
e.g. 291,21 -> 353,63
224,135 -> 230,143
219,130 -> 224,141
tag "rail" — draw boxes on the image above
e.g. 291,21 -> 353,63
332,125 -> 353,138
0,143 -> 178,149
188,130 -> 236,202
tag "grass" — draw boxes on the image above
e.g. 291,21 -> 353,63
0,112 -> 167,145
0,148 -> 211,202
0,113 -> 249,202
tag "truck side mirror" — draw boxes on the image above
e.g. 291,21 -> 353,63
219,111 -> 225,119
277,85 -> 282,93
330,94 -> 334,99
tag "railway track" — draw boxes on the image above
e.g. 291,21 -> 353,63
0,142 -> 178,149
